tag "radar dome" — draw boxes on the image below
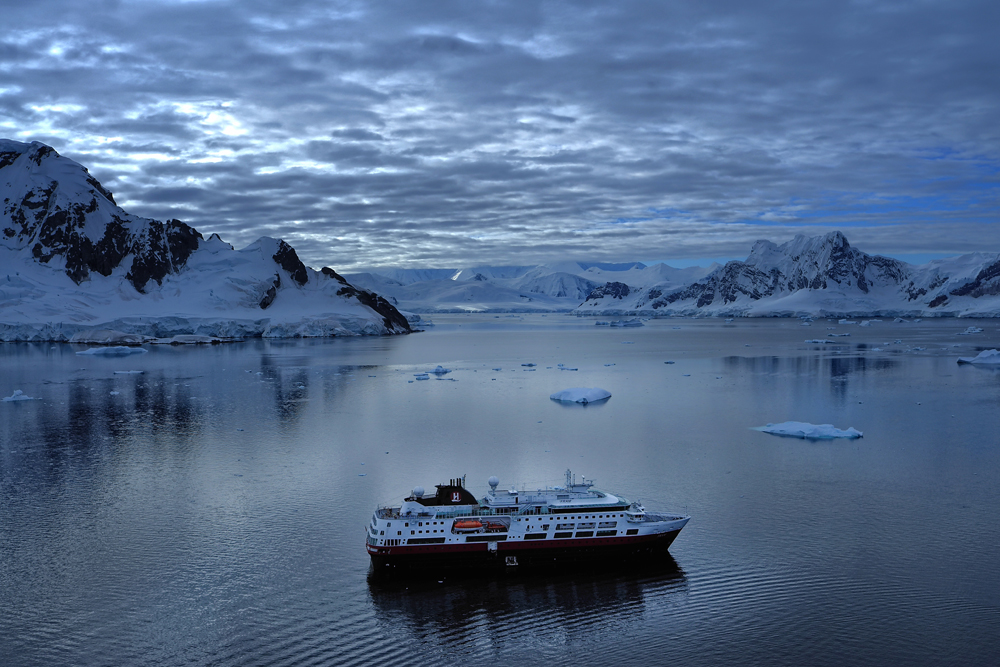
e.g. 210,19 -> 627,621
412,486 -> 425,498
488,476 -> 499,489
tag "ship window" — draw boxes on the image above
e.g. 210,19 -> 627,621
418,522 -> 422,526
380,530 -> 384,535
387,523 -> 391,527
410,531 -> 414,535
397,531 -> 401,536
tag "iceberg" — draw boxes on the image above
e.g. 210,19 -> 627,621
753,421 -> 863,439
75,346 -> 148,356
3,389 -> 36,402
957,349 -> 1000,365
430,365 -> 451,374
958,326 -> 984,335
549,388 -> 612,404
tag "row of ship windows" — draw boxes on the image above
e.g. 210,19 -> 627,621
373,514 -> 628,534
375,529 -> 642,546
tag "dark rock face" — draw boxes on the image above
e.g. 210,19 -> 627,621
585,281 -> 630,301
331,275 -> 411,332
259,274 -> 281,309
2,141 -> 204,293
950,260 -> 1000,298
273,240 -> 308,286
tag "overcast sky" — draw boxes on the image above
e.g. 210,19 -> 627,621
3,0 -> 998,269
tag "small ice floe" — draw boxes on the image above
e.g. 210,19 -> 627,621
595,321 -> 610,326
801,322 -> 811,326
559,367 -> 579,371
664,360 -> 675,364
894,318 -> 908,323
957,349 -> 1000,366
839,319 -> 857,325
110,391 -> 120,396
610,319 -> 643,327
725,318 -> 734,323
872,347 -> 883,352
604,363 -> 615,366
911,346 -> 926,352
431,365 -> 451,374
76,346 -> 148,356
414,373 -> 430,380
827,333 -> 851,337
549,388 -> 611,404
753,421 -> 863,439
3,390 -> 36,402
521,363 -> 536,367
805,339 -> 835,344
114,370 -> 144,374
958,326 -> 984,335
859,320 -> 872,327
492,367 -> 502,371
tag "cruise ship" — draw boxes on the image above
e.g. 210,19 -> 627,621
366,470 -> 689,570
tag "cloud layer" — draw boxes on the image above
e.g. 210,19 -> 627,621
3,0 -> 998,268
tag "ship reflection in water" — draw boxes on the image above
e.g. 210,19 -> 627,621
367,557 -> 687,654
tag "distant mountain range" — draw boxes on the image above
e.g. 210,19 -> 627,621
350,233 -> 1000,318
3,140 -> 998,337
1,140 -> 410,341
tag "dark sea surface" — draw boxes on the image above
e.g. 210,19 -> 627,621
2,316 -> 999,666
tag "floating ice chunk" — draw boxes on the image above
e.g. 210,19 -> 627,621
894,318 -> 908,323
110,391 -> 120,396
957,349 -> 1000,365
549,388 -> 611,404
872,347 -> 883,352
3,390 -> 35,402
753,421 -> 863,439
801,322 -> 811,326
827,333 -> 851,337
725,318 -> 734,323
805,339 -> 834,344
414,373 -> 430,380
595,321 -> 610,326
430,365 -> 451,374
114,370 -> 144,374
664,360 -> 675,364
521,363 -> 536,367
839,320 -> 857,324
492,367 -> 502,371
604,363 -> 615,366
958,326 -> 984,335
859,320 -> 872,327
559,367 -> 579,371
76,346 -> 148,356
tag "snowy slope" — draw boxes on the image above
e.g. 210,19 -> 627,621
0,139 -> 410,341
575,232 -> 1000,317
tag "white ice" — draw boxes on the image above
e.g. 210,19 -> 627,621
957,349 -> 1000,365
753,421 -> 863,439
430,365 -> 451,374
549,387 -> 612,404
3,389 -> 36,401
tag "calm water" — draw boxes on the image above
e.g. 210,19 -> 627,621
2,316 -> 999,666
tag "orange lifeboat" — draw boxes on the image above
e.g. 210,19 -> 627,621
453,519 -> 483,532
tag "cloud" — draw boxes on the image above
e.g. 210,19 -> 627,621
2,0 -> 998,269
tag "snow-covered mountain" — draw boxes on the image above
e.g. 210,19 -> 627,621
345,262 -> 712,313
576,231 -> 1000,317
0,139 -> 410,341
